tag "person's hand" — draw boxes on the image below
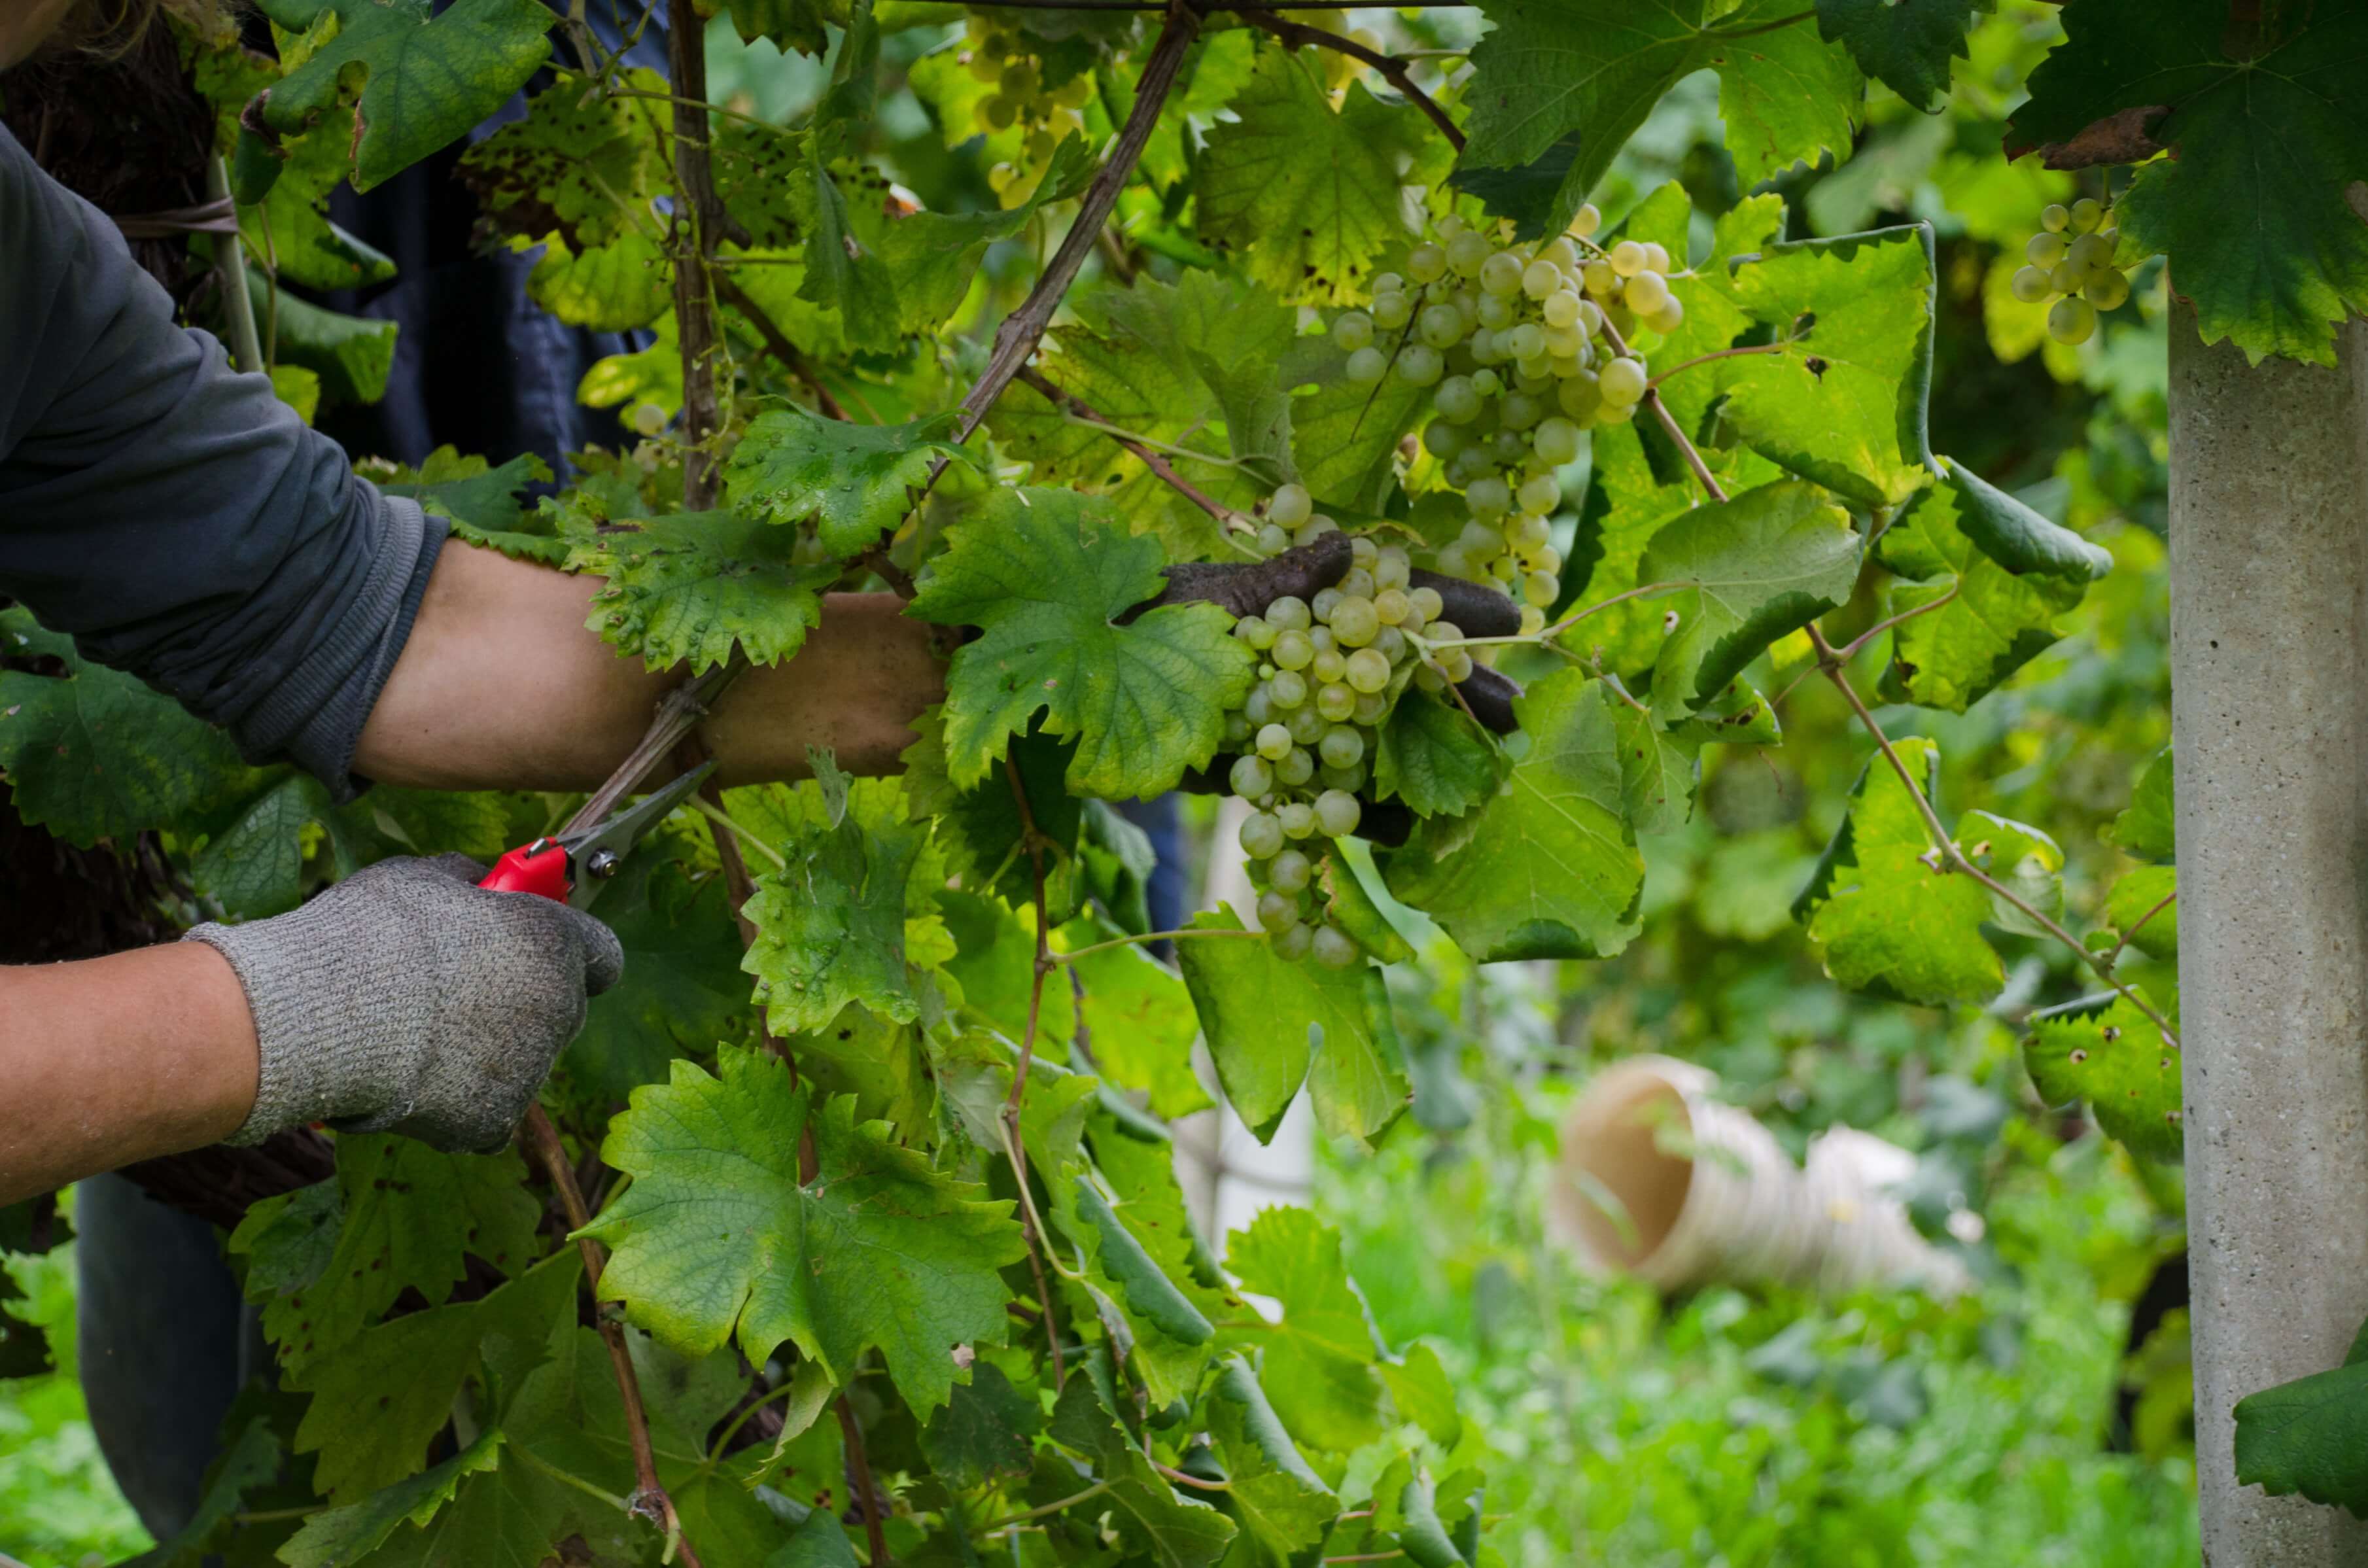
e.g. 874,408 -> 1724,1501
185,855 -> 624,1153
1153,532 -> 1527,845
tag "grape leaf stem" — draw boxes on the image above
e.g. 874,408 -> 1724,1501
1644,341 -> 1787,389
1240,9 -> 1465,151
1002,750 -> 1071,1391
1015,366 -> 1256,534
2104,885 -> 2179,972
522,1107 -> 706,1568
1831,583 -> 1959,664
977,1480 -> 1113,1533
1808,627 -> 2181,1044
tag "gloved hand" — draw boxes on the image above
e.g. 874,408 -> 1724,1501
185,854 -> 624,1153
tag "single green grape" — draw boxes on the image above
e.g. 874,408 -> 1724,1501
1407,242 -> 1448,283
1645,298 -> 1684,335
1310,648 -> 1346,685
1374,587 -> 1410,625
1523,570 -> 1558,607
1257,890 -> 1300,934
1240,809 -> 1283,859
2085,268 -> 2131,311
1444,230 -> 1491,278
1271,629 -> 1314,671
1423,419 -> 1466,460
1518,472 -> 1561,514
1268,482 -> 1312,528
1269,669 -> 1308,709
1467,476 -> 1512,519
1609,241 -> 1646,278
1332,312 -> 1374,353
1319,725 -> 1366,769
1276,746 -> 1315,787
1256,723 -> 1293,760
1598,357 -> 1647,406
1395,345 -> 1444,386
1287,704 -> 1327,745
1541,290 -> 1581,329
1312,924 -> 1361,969
1479,251 -> 1525,296
2048,295 -> 2097,345
1314,790 -> 1361,837
1236,614 -> 1278,650
2040,202 -> 2070,234
1370,625 -> 1406,663
1345,346 -> 1387,384
1279,801 -> 1317,840
1243,686 -> 1273,725
1330,595 -> 1379,647
2070,196 -> 2103,233
1346,647 -> 1391,693
1435,375 -> 1481,423
1317,682 -> 1357,722
1419,304 -> 1464,350
2027,231 -> 2069,268
1624,271 -> 1671,314
1322,761 -> 1367,793
1408,585 -> 1444,623
1231,754 -> 1274,797
1273,923 -> 1314,960
2010,265 -> 2052,304
2066,232 -> 2114,275
1266,595 -> 1312,631
1270,848 -> 1313,894
1372,292 -> 1412,330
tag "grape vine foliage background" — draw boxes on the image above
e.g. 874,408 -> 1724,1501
8,0 -> 2368,1561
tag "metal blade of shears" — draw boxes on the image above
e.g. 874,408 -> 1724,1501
557,759 -> 718,909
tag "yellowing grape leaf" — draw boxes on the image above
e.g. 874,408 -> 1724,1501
587,1052 -> 1027,1412
568,510 -> 833,674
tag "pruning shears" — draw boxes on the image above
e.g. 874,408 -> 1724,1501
476,759 -> 716,910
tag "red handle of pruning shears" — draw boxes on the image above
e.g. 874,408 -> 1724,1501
473,760 -> 717,911
478,840 -> 574,902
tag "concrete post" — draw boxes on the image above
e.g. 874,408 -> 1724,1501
2170,302 -> 2368,1565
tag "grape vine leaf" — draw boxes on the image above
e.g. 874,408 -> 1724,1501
2106,863 -> 2178,962
1208,1355 -> 1338,1566
743,787 -> 934,1036
941,890 -> 1078,1049
1225,1208 -> 1387,1452
1816,0 -> 1986,114
239,123 -> 398,293
1637,479 -> 1862,722
997,271 -> 1297,561
274,1430 -> 508,1568
568,510 -> 833,674
720,0 -> 851,55
1069,939 -> 1212,1119
907,487 -> 1257,800
247,283 -> 398,406
1175,907 -> 1410,1147
455,71 -> 670,254
2111,746 -> 2176,863
1195,46 -> 1445,303
284,1253 -> 580,1502
920,1361 -> 1040,1491
1282,336 -> 1435,515
1384,670 -> 1646,962
2008,0 -> 2368,366
568,853 -> 753,1105
2233,1315 -> 2368,1519
1373,693 -> 1503,818
1711,224 -> 1941,509
1457,0 -> 1860,237
1875,467 -> 2095,713
527,230 -> 674,332
1611,701 -> 1698,836
1794,739 -> 2003,1007
232,1136 -> 542,1374
2025,988 -> 2184,1159
726,406 -> 976,559
1960,809 -> 2066,939
0,609 -> 260,847
248,0 -> 555,192
377,447 -> 564,565
188,773 -> 330,922
1048,1380 -> 1240,1568
586,1051 -> 1028,1412
1071,1176 -> 1216,1345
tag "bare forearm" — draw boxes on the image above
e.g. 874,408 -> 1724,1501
0,944 -> 258,1204
353,542 -> 945,792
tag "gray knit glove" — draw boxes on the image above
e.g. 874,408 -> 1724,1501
186,854 -> 625,1153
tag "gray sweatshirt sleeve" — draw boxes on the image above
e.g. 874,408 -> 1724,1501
0,123 -> 445,800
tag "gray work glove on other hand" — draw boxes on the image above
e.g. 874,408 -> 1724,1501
185,854 -> 625,1153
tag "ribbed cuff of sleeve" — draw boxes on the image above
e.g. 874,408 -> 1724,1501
250,491 -> 449,803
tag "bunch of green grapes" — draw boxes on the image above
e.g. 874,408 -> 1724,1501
958,14 -> 1093,205
2010,196 -> 2132,346
1327,205 -> 1688,627
1220,489 -> 1466,967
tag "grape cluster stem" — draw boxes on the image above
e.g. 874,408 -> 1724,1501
1016,364 -> 1255,537
1240,8 -> 1465,151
